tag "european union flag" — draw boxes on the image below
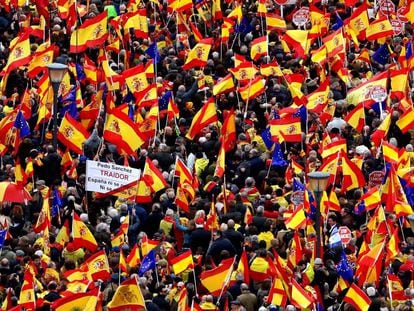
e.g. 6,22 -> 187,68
261,127 -> 274,150
293,178 -> 305,192
235,16 -> 253,35
122,92 -> 134,104
406,41 -> 413,61
337,251 -> 354,282
13,110 -> 31,137
332,13 -> 344,31
128,104 -> 135,121
159,91 -> 172,112
372,44 -> 390,65
271,142 -> 287,167
0,229 -> 7,249
52,188 -> 63,218
293,105 -> 307,126
139,249 -> 156,276
75,63 -> 86,81
145,41 -> 161,63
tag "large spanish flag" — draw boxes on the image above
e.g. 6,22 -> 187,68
103,108 -> 145,155
229,61 -> 259,81
283,30 -> 310,58
58,113 -> 90,155
200,258 -> 233,296
82,250 -> 111,281
182,38 -> 213,70
107,278 -> 146,311
186,98 -> 218,140
70,11 -> 108,53
346,2 -> 369,36
323,29 -> 345,58
27,45 -> 55,78
343,283 -> 371,311
238,76 -> 265,102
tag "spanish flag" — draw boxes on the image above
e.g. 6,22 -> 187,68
291,278 -> 314,309
227,5 -> 242,23
142,157 -> 168,193
82,250 -> 111,281
72,212 -> 98,252
250,36 -> 268,61
260,61 -> 283,77
269,117 -> 301,142
283,30 -> 310,58
53,288 -> 99,311
18,271 -> 36,311
382,141 -> 399,165
341,153 -> 366,192
33,195 -> 51,234
103,108 -> 145,155
58,113 -> 90,155
285,204 -> 306,230
70,11 -> 108,53
343,283 -> 371,311
182,38 -> 213,70
175,157 -> 193,184
1,32 -> 31,75
190,21 -> 203,42
322,139 -> 347,158
396,107 -> 414,133
268,278 -> 287,307
168,0 -> 193,12
213,74 -> 235,96
123,64 -> 149,94
214,145 -> 226,178
108,278 -> 146,311
221,109 -> 236,152
346,2 -> 369,36
266,13 -> 287,32
200,258 -> 234,296
370,112 -> 391,147
229,61 -> 259,81
186,98 -> 218,140
238,76 -> 265,102
27,45 -> 54,79
322,29 -> 345,58
127,243 -> 141,267
306,78 -> 330,112
122,9 -> 148,39
366,15 -> 393,41
170,250 -> 194,274
344,104 -> 365,132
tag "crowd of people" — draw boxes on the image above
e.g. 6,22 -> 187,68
0,0 -> 413,310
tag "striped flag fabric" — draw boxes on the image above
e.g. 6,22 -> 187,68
343,283 -> 371,311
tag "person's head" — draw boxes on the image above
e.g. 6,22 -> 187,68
327,214 -> 338,227
213,230 -> 223,240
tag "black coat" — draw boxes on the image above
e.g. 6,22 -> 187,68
190,227 -> 211,254
207,237 -> 237,265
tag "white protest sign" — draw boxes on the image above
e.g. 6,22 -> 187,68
85,160 -> 141,193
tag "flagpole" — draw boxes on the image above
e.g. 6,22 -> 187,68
192,269 -> 198,298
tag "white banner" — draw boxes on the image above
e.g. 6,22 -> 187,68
85,160 -> 141,193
